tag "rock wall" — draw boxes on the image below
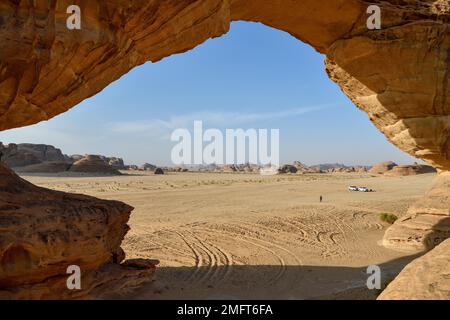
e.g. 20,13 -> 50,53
383,171 -> 450,252
0,142 -> 69,168
0,162 -> 156,299
379,237 -> 450,300
0,0 -> 449,299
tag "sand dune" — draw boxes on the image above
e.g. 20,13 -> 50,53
23,172 -> 435,299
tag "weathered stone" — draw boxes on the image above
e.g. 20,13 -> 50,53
383,171 -> 450,252
0,162 -> 156,299
379,238 -> 450,300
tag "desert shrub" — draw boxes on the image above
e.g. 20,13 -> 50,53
380,213 -> 398,224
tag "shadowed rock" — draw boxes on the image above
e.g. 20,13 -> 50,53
0,162 -> 156,299
379,238 -> 450,300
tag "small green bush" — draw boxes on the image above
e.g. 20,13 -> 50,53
380,213 -> 398,224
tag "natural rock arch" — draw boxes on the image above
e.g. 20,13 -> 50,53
0,0 -> 449,299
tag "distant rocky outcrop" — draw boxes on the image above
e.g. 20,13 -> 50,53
384,164 -> 437,176
69,155 -> 121,175
279,165 -> 298,174
0,142 -> 69,168
368,161 -> 398,174
104,157 -> 126,170
154,168 -> 165,175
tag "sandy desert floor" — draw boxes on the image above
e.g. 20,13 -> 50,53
23,172 -> 436,300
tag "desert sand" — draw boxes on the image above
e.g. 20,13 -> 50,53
21,171 -> 436,300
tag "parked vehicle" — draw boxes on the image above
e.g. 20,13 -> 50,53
348,186 -> 375,192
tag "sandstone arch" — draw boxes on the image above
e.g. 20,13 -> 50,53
0,0 -> 449,299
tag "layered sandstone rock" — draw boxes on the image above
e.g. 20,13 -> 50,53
0,143 -> 69,168
0,0 -> 449,299
0,162 -> 156,299
379,238 -> 450,300
383,171 -> 450,252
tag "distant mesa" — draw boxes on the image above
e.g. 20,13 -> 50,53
368,161 -> 398,174
368,161 -> 437,176
1,142 -> 124,175
0,142 -> 69,167
384,164 -> 437,176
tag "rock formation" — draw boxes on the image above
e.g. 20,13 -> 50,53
154,168 -> 165,175
383,171 -> 450,252
384,164 -> 437,176
104,157 -> 126,170
279,165 -> 298,174
379,237 -> 450,300
69,155 -> 121,175
368,161 -> 398,174
0,0 -> 449,299
0,143 -> 69,168
0,163 -> 156,299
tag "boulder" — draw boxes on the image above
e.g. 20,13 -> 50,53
154,168 -> 165,175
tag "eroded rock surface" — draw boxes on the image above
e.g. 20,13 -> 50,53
383,171 -> 450,252
0,162 -> 156,299
379,238 -> 450,300
0,142 -> 69,168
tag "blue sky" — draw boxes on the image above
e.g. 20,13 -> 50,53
0,21 -> 420,166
